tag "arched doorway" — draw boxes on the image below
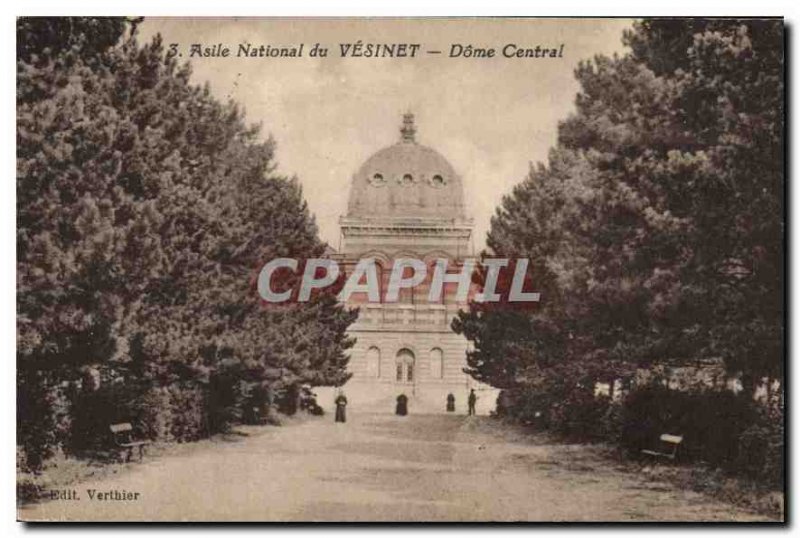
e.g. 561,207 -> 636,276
395,348 -> 415,385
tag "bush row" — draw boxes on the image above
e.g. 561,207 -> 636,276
495,383 -> 783,489
17,371 -> 322,472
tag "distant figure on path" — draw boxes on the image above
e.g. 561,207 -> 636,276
334,390 -> 347,423
446,393 -> 455,412
396,394 -> 408,416
468,389 -> 477,416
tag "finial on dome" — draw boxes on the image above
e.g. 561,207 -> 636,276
400,112 -> 416,142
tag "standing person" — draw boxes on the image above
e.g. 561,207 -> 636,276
467,389 -> 477,416
446,393 -> 455,413
334,390 -> 347,423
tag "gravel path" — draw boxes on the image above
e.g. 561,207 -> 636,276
19,413 -> 772,522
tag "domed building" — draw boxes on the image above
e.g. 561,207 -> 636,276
331,113 -> 496,414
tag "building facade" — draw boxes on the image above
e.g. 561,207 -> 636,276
328,114 -> 496,414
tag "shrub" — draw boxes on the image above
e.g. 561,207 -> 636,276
68,379 -> 150,453
617,384 -> 760,468
734,404 -> 784,488
205,370 -> 248,434
141,384 -> 207,442
494,385 -> 612,441
276,384 -> 301,416
298,387 -> 324,416
548,389 -> 611,441
494,388 -> 549,426
17,371 -> 60,471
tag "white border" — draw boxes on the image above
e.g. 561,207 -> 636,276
3,2 -> 795,536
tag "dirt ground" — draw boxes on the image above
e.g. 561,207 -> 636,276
19,412 -> 775,522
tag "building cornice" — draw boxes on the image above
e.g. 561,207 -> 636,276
340,217 -> 474,239
340,216 -> 473,228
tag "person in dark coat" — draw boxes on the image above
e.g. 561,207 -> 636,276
334,390 -> 347,423
446,393 -> 455,412
468,389 -> 477,416
395,394 -> 408,416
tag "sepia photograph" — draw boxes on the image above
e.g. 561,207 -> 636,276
15,15 -> 785,523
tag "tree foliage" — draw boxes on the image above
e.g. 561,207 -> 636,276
17,17 -> 355,468
455,19 -> 783,399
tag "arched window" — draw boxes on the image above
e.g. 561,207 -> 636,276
429,348 -> 444,379
395,348 -> 415,383
365,346 -> 381,378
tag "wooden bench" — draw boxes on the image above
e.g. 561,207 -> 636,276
641,433 -> 683,461
110,423 -> 150,462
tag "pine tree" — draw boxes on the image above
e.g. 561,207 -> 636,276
455,19 -> 783,408
18,17 -> 356,464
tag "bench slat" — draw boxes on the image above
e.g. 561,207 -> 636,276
110,423 -> 133,433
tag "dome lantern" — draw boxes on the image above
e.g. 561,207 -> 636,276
400,112 -> 417,143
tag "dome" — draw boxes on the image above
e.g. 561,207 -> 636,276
346,114 -> 466,220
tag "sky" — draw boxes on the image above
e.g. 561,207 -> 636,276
138,18 -> 633,251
